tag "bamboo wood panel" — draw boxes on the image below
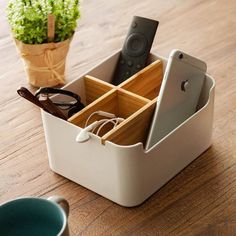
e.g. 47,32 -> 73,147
116,89 -> 149,118
84,75 -> 115,104
119,59 -> 163,100
68,89 -> 117,127
102,99 -> 156,145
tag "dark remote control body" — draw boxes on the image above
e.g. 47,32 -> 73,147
112,16 -> 159,85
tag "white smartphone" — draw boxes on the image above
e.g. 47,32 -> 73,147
145,49 -> 207,150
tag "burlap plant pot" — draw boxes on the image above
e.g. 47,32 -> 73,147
15,37 -> 72,87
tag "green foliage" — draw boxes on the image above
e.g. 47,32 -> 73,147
7,0 -> 80,44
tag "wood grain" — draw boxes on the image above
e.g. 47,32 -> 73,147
68,84 -> 150,144
1,0 -> 236,235
102,98 -> 156,145
70,70 -> 155,145
68,89 -> 117,127
84,75 -> 115,104
119,59 -> 163,100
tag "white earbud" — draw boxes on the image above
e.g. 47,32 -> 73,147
76,120 -> 106,143
76,112 -> 124,143
76,129 -> 90,143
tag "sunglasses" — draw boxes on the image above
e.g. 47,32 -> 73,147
35,87 -> 85,118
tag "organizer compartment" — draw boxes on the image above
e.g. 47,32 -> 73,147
68,89 -> 147,125
67,56 -> 164,145
41,51 -> 215,207
50,74 -> 114,108
68,83 -> 155,145
102,98 -> 156,145
119,59 -> 163,100
84,75 -> 115,105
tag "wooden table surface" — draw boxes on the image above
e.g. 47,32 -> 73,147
1,0 -> 236,235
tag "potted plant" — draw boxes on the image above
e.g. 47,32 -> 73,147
7,0 -> 80,87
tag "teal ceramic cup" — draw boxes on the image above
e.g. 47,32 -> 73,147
0,196 -> 69,236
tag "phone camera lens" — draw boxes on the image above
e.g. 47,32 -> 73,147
179,53 -> 183,59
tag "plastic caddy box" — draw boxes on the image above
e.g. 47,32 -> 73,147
41,51 -> 215,207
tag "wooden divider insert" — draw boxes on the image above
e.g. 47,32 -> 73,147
68,59 -> 164,145
116,89 -> 149,118
119,59 -> 163,100
68,88 -> 148,129
84,75 -> 115,104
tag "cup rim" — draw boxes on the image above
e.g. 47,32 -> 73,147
0,196 -> 67,236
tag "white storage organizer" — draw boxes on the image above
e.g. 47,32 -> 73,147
42,51 -> 215,207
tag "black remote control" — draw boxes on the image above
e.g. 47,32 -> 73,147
112,16 -> 159,85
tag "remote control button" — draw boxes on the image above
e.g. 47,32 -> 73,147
132,22 -> 137,28
136,64 -> 141,69
120,59 -> 125,65
127,60 -> 133,67
125,33 -> 148,57
126,71 -> 130,76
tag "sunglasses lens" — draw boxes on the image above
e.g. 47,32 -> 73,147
56,102 -> 75,110
52,93 -> 78,109
68,103 -> 85,117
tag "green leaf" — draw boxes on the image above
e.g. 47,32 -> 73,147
6,0 -> 80,44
